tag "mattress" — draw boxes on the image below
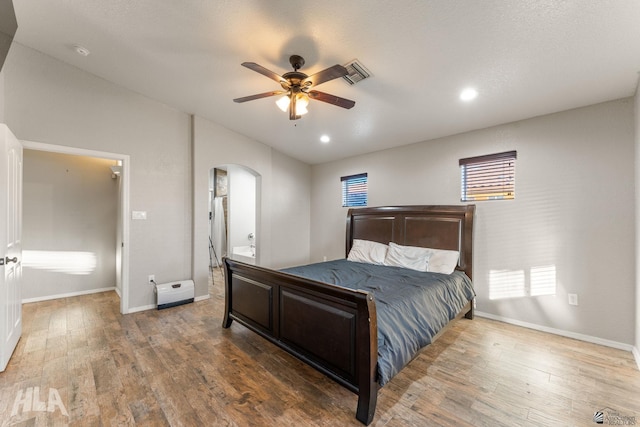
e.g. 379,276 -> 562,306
281,259 -> 475,385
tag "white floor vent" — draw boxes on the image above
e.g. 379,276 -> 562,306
155,280 -> 195,310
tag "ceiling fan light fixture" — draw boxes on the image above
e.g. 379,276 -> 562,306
296,104 -> 308,116
295,93 -> 309,115
276,93 -> 309,115
276,95 -> 290,112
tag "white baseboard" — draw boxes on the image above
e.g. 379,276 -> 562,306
127,304 -> 156,314
25,288 -> 210,314
114,286 -> 121,298
633,346 -> 640,371
475,311 -> 636,355
22,287 -> 116,304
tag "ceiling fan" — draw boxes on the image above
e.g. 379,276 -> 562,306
233,55 -> 356,120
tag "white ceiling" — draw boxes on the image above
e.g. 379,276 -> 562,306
11,1 -> 640,165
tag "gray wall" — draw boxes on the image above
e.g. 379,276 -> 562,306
22,150 -> 118,300
4,43 -> 192,310
271,149 -> 312,268
311,98 -> 635,346
4,42 -> 311,310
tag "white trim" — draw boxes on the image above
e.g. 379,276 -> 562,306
21,140 -> 131,315
475,311 -> 636,354
21,140 -> 122,160
114,287 -> 121,298
120,155 -> 130,314
127,304 -> 156,313
633,346 -> 640,371
22,287 -> 116,304
195,294 -> 210,302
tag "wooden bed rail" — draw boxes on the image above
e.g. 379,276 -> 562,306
222,257 -> 379,425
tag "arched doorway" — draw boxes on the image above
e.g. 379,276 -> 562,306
209,164 -> 260,268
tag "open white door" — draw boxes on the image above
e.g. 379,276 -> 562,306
0,124 -> 22,372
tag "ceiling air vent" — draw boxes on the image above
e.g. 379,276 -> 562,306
342,59 -> 371,85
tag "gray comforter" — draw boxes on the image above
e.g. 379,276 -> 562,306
281,259 -> 475,385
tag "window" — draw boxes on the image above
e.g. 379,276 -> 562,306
460,151 -> 517,201
341,173 -> 368,207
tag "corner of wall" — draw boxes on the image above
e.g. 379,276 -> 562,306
635,79 -> 640,366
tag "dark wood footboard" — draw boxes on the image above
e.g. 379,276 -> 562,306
222,205 -> 475,424
222,257 -> 379,425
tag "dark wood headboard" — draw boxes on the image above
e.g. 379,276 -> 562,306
345,205 -> 475,280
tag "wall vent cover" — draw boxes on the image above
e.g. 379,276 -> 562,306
342,59 -> 371,85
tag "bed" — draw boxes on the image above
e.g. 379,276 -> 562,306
222,205 -> 475,425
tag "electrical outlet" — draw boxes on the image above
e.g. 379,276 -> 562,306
568,293 -> 578,306
148,275 -> 155,285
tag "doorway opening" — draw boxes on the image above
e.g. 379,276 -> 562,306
21,140 -> 130,314
209,164 -> 260,273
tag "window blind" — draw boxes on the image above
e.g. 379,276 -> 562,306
341,173 -> 368,207
460,151 -> 517,201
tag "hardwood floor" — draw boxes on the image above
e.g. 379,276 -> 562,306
1,269 -> 639,426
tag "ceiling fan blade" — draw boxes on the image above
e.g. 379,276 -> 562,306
233,90 -> 286,103
302,64 -> 348,87
308,90 -> 355,109
241,62 -> 288,85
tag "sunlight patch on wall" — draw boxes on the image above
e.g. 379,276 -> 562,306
489,269 -> 526,299
489,265 -> 557,300
22,250 -> 97,275
530,265 -> 556,297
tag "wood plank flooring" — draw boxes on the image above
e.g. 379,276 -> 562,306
1,269 -> 639,426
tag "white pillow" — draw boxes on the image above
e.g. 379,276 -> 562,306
347,239 -> 388,265
383,242 -> 430,272
426,248 -> 459,274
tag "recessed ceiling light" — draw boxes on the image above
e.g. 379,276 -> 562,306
73,44 -> 90,57
460,88 -> 478,101
320,135 -> 330,143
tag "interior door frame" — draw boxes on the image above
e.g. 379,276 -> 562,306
21,140 -> 131,314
